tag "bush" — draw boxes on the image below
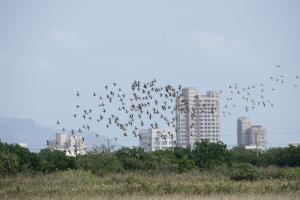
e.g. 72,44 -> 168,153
0,141 -> 41,175
76,153 -> 123,175
259,146 -> 300,167
193,140 -> 231,169
176,155 -> 195,173
258,166 -> 284,179
283,146 -> 300,167
230,148 -> 258,165
282,167 -> 300,179
144,150 -> 178,173
38,149 -> 75,173
230,163 -> 261,181
0,152 -> 19,176
115,147 -> 147,171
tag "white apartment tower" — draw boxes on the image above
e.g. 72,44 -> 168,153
139,128 -> 176,152
249,126 -> 267,150
176,88 -> 220,148
237,117 -> 267,150
55,132 -> 69,150
237,117 -> 251,146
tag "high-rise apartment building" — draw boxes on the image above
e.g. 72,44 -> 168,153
237,117 -> 251,146
55,132 -> 69,150
249,125 -> 267,150
237,117 -> 267,150
139,128 -> 176,152
176,88 -> 220,148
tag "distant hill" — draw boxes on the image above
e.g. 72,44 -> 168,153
0,116 -> 122,152
0,116 -> 56,151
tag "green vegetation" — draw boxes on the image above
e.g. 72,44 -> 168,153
38,149 -> 76,173
0,139 -> 300,199
230,163 -> 261,181
193,141 -> 231,169
76,153 -> 123,175
1,139 -> 300,177
0,170 -> 299,200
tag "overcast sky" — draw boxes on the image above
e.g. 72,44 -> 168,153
0,0 -> 300,149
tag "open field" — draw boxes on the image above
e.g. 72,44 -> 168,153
2,194 -> 299,200
0,170 -> 299,200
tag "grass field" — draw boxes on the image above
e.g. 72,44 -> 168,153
2,194 -> 299,200
0,170 -> 299,200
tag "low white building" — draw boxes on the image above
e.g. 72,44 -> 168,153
245,145 -> 260,150
139,128 -> 176,152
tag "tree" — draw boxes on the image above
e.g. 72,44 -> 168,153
76,152 -> 123,175
115,147 -> 146,170
38,149 -> 75,173
176,155 -> 195,173
230,147 -> 258,166
145,150 -> 178,172
282,145 -> 300,167
259,146 -> 300,167
0,141 -> 41,175
193,140 -> 231,169
0,152 -> 19,176
174,147 -> 195,172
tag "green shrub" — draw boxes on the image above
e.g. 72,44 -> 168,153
259,146 -> 300,167
115,147 -> 147,171
282,167 -> 300,179
0,141 -> 41,175
193,140 -> 231,169
38,149 -> 75,173
230,163 -> 261,181
258,166 -> 284,179
0,152 -> 19,176
76,153 -> 123,176
230,148 -> 258,165
115,147 -> 145,171
176,155 -> 195,173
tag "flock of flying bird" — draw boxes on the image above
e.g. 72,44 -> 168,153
55,65 -> 299,145
59,79 -> 182,141
221,65 -> 299,117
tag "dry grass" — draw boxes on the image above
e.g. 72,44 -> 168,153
2,193 -> 300,200
0,170 -> 299,200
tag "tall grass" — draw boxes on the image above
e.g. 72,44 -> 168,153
0,170 -> 299,199
3,193 -> 300,200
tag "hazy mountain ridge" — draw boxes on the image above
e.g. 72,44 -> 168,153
0,116 -> 119,152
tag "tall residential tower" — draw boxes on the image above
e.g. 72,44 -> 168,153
176,88 -> 220,148
237,117 -> 267,150
237,117 -> 252,146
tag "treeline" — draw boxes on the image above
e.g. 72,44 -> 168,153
1,140 -> 300,179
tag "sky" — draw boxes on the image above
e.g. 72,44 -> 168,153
0,0 -> 300,149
